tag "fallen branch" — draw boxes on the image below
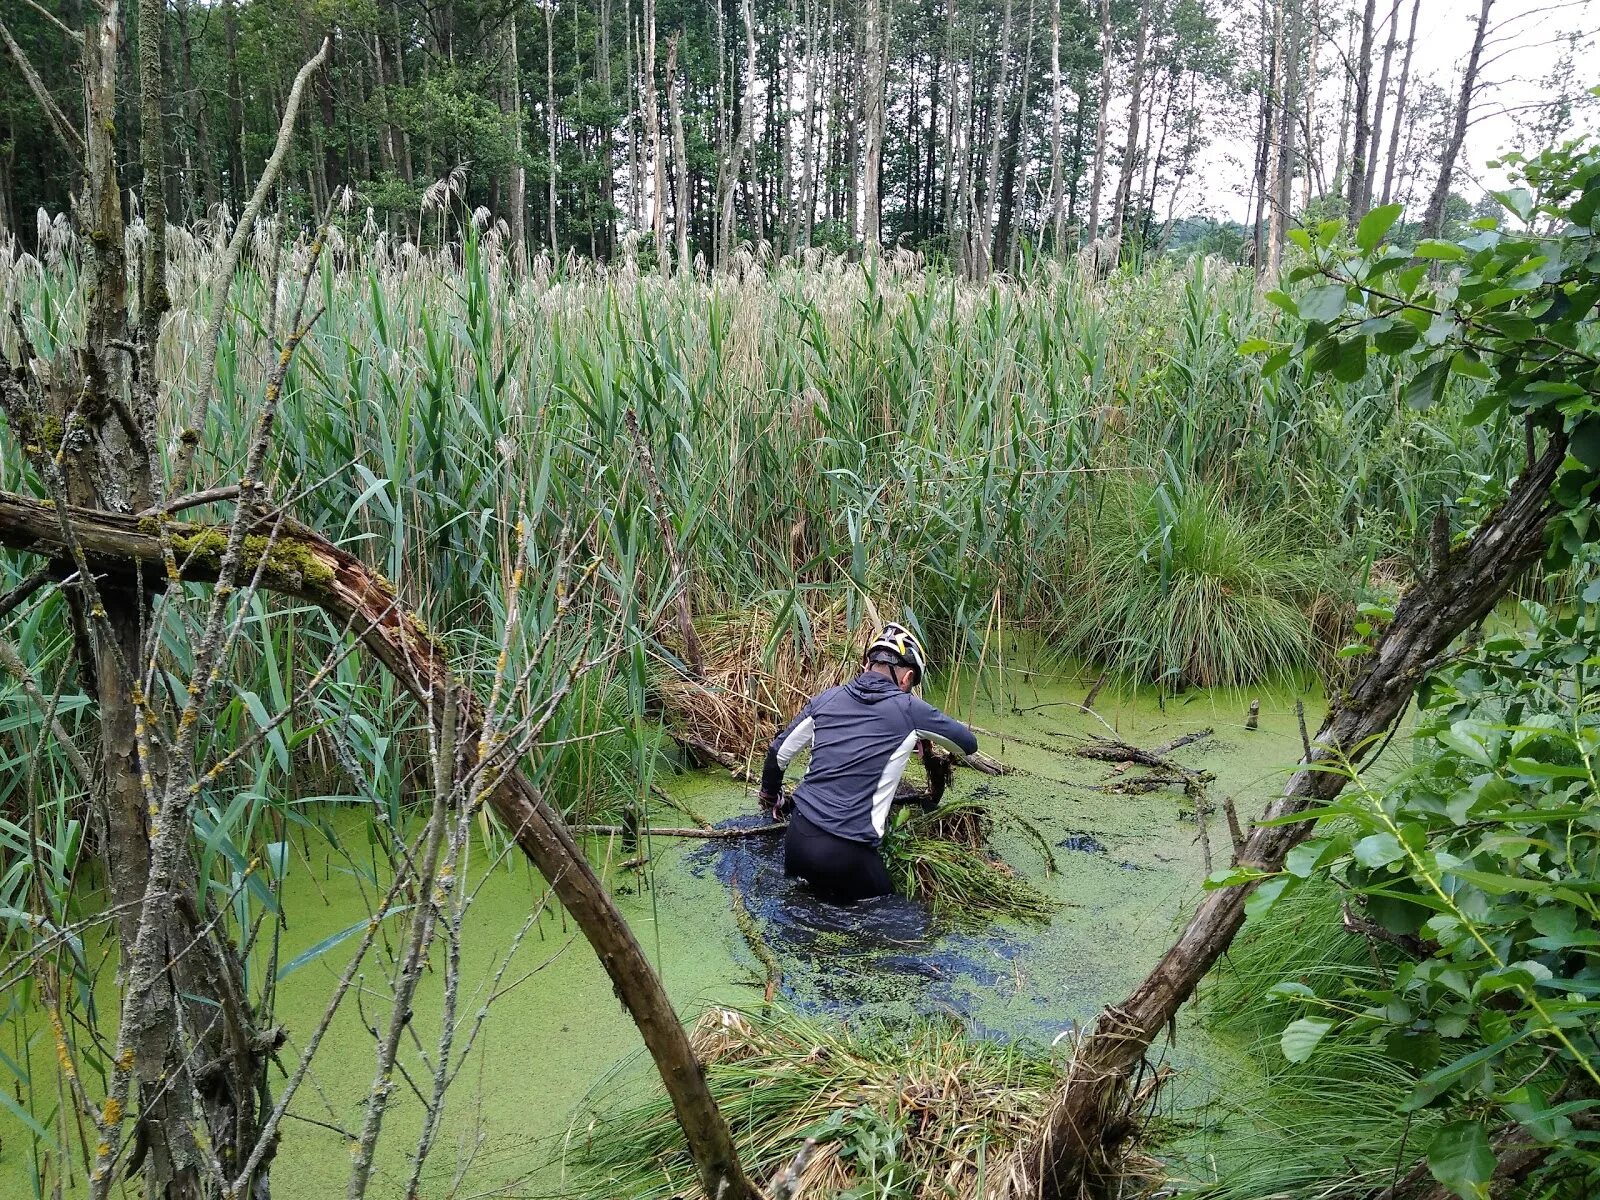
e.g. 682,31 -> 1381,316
1151,728 -> 1213,755
570,823 -> 786,839
0,488 -> 757,1200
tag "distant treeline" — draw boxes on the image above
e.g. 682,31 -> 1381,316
1,1 -> 1590,271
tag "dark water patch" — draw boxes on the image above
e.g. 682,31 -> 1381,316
1057,831 -> 1108,855
689,816 -> 1060,1038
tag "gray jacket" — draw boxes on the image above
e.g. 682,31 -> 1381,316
760,671 -> 979,845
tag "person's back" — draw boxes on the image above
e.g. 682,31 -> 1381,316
760,624 -> 978,901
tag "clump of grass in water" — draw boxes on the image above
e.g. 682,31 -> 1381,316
570,1006 -> 1061,1200
1069,480 -> 1330,689
880,794 -> 1057,926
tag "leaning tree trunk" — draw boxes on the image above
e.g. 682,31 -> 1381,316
0,491 -> 759,1200
1009,430 -> 1568,1199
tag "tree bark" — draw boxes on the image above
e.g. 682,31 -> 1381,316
860,0 -> 887,257
642,0 -> 664,265
1108,0 -> 1150,248
500,13 -> 527,269
1046,0 -> 1065,252
1345,0 -> 1377,218
1267,0 -> 1298,278
1007,430 -> 1568,1200
1379,0 -> 1421,207
0,489 -> 760,1200
1364,0 -> 1402,212
665,34 -> 691,272
544,1 -> 558,258
716,0 -> 757,266
1085,0 -> 1113,244
1421,0 -> 1493,238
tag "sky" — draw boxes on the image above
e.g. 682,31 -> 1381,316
1191,0 -> 1600,222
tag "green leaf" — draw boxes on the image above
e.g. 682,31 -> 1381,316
1238,338 -> 1275,354
1570,416 -> 1600,471
1354,832 -> 1405,868
1415,240 -> 1468,261
277,905 -> 417,980
1375,322 -> 1420,354
1298,283 -> 1349,324
1357,204 -> 1403,252
1494,187 -> 1534,222
1425,1120 -> 1496,1200
1331,336 -> 1370,383
1406,359 -> 1450,410
1246,874 -> 1297,919
1281,1017 -> 1335,1063
1266,980 -> 1317,1000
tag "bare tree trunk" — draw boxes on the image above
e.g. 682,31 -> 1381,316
666,34 -> 691,271
643,0 -> 665,264
1250,0 -> 1275,266
860,0 -> 887,257
0,489 -> 762,1200
1009,430 -> 1568,1200
1299,0 -> 1320,209
1364,0 -> 1402,211
138,0 -> 169,340
790,0 -> 820,251
501,15 -> 527,269
1380,0 -> 1421,207
974,0 -> 1014,276
174,0 -> 217,215
1108,0 -> 1151,248
1420,0 -> 1493,238
1266,0 -> 1297,278
1085,0 -> 1113,244
716,0 -> 757,266
1046,0 -> 1064,252
1345,0 -> 1376,218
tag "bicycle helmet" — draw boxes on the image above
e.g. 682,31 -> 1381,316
863,622 -> 929,683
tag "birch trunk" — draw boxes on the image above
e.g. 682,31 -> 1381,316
1085,0 -> 1113,243
1420,0 -> 1492,237
1380,0 -> 1421,207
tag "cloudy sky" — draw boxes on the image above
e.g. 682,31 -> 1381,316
1192,0 -> 1600,221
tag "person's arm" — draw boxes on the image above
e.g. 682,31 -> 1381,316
908,698 -> 979,757
759,699 -> 819,815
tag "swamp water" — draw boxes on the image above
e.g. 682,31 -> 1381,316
1,666 -> 1331,1198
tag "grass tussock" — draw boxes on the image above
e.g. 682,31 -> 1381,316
882,794 -> 1057,926
1067,482 -> 1332,688
570,1007 -> 1062,1200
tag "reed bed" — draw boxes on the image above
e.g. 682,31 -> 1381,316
571,1006 -> 1063,1200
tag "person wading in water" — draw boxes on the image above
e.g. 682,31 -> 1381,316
758,623 -> 979,901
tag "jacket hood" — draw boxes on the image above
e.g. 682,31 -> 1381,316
845,670 -> 905,704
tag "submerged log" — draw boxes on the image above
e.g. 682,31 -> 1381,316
1008,434 -> 1569,1200
0,489 -> 757,1200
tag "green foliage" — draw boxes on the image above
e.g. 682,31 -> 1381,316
1217,138 -> 1600,1200
1064,479 -> 1328,688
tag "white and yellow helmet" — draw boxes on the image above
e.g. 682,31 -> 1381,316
864,622 -> 928,682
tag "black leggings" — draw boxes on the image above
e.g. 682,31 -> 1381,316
783,811 -> 893,902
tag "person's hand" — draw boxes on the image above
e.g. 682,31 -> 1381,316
759,788 -> 789,820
